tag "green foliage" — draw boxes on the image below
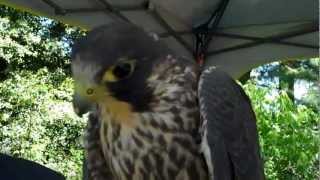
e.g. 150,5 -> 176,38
0,5 -> 86,179
0,68 -> 85,179
0,5 -> 85,73
244,82 -> 319,180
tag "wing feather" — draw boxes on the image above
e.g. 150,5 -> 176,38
199,67 -> 264,180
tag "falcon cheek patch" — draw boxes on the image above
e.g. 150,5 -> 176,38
99,96 -> 136,128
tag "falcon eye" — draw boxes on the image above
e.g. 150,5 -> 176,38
102,59 -> 136,82
112,61 -> 135,79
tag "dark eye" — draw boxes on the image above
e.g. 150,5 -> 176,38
113,61 -> 135,79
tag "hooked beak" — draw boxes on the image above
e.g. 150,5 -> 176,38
72,82 -> 97,117
72,82 -> 108,117
72,92 -> 94,117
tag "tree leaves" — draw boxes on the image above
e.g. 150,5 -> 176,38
0,5 -> 86,179
243,82 -> 319,180
0,69 -> 85,179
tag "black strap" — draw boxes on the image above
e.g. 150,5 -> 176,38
0,153 -> 65,180
193,0 -> 230,66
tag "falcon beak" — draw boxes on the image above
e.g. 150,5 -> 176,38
72,92 -> 94,117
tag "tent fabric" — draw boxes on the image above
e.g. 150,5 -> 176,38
1,0 -> 318,77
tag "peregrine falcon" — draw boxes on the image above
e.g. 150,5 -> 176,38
71,21 -> 264,180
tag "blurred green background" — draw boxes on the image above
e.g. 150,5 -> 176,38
0,5 -> 318,180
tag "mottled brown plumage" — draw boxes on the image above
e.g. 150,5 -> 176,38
83,55 -> 208,180
72,22 -> 208,180
72,21 -> 264,180
98,55 -> 207,180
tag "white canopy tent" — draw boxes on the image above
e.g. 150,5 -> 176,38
1,0 -> 318,77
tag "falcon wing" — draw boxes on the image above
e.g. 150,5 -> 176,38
198,67 -> 264,180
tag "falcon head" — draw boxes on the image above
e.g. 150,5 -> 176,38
71,22 -> 172,118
